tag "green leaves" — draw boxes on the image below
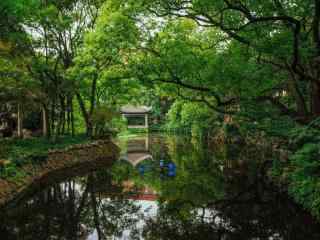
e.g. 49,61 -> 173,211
165,100 -> 215,136
286,119 -> 320,219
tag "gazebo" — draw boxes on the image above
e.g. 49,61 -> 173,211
120,105 -> 152,129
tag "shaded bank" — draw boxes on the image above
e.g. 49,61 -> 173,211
0,140 -> 119,207
0,135 -> 92,178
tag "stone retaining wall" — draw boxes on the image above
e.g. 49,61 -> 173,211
0,140 -> 119,207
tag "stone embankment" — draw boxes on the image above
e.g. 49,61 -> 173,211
0,140 -> 119,207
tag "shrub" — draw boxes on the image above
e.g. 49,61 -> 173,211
287,118 -> 320,218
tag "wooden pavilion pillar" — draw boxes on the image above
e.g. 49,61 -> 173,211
145,114 -> 149,128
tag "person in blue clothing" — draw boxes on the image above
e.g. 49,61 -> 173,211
159,159 -> 177,178
168,162 -> 176,170
167,162 -> 176,177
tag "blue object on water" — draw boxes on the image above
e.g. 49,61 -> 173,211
167,170 -> 176,177
168,162 -> 176,170
138,165 -> 145,175
160,160 -> 165,167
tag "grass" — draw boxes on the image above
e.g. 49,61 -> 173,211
0,135 -> 90,180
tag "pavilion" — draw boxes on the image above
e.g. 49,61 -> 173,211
120,105 -> 152,129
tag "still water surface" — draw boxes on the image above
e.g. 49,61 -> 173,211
1,134 -> 320,240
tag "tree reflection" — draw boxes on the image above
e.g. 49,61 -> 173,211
141,181 -> 320,240
1,134 -> 320,240
0,170 -> 142,240
118,135 -> 320,240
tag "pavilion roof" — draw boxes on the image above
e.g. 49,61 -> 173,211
120,105 -> 152,114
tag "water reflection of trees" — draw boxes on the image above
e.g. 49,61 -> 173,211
0,170 -> 142,240
131,135 -> 320,240
142,179 -> 320,240
2,135 -> 320,240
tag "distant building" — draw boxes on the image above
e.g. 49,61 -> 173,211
120,105 -> 152,129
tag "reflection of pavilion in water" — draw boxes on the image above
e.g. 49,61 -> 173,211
119,135 -> 158,201
121,136 -> 153,167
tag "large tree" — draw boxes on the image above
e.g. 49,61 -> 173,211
21,0 -> 103,137
107,0 -> 320,123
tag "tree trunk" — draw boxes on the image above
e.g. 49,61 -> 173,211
287,75 -> 308,119
71,98 -> 75,137
76,92 -> 93,137
89,75 -> 98,116
17,103 -> 23,139
313,0 -> 320,55
51,100 -> 56,137
42,105 -> 50,138
311,81 -> 320,117
67,96 -> 71,135
86,122 -> 93,138
311,0 -> 320,117
59,97 -> 66,135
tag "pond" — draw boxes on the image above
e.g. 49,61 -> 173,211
0,134 -> 320,240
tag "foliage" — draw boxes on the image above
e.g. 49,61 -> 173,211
287,119 -> 320,218
0,135 -> 89,179
165,100 -> 216,136
91,106 -> 118,137
2,0 -> 320,221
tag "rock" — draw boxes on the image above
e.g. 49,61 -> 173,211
23,129 -> 33,139
0,159 -> 11,167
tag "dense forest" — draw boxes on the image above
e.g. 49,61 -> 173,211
0,0 -> 320,221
